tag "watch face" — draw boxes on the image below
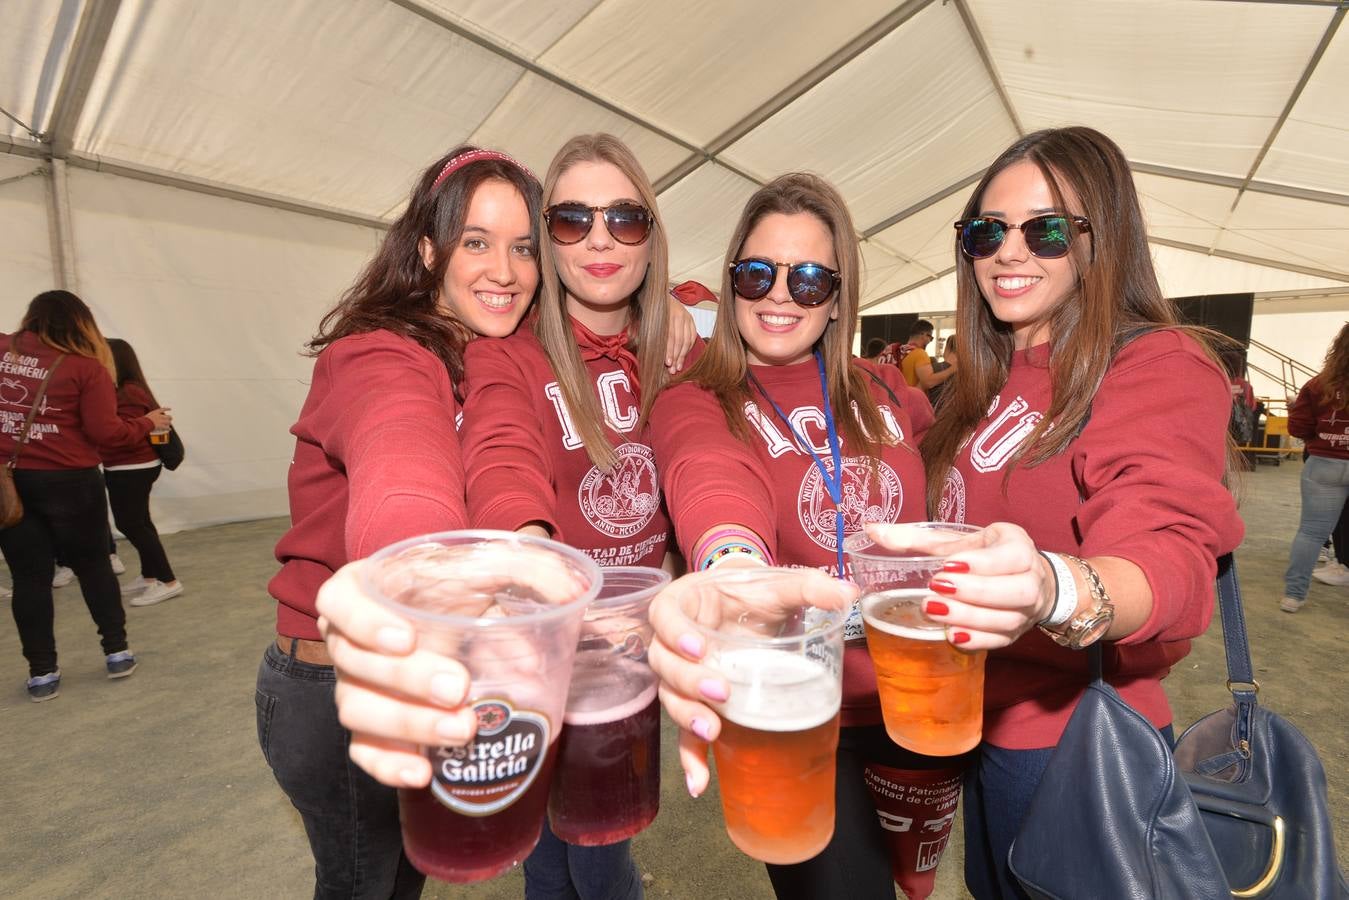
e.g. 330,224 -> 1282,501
1076,611 -> 1115,649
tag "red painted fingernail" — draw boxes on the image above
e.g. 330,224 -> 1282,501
924,600 -> 950,616
942,561 -> 970,574
952,631 -> 972,645
929,578 -> 958,595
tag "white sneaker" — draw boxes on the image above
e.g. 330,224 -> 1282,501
110,554 -> 126,575
1318,545 -> 1332,565
1280,596 -> 1307,613
52,566 -> 74,588
1311,562 -> 1349,586
121,576 -> 151,595
128,580 -> 183,607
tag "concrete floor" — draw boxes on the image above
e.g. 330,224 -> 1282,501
1,459 -> 1345,899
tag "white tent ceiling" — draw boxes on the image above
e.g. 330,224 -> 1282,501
2,0 -> 1347,529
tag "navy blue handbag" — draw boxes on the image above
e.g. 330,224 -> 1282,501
1009,554 -> 1348,899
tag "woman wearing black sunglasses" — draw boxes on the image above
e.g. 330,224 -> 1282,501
878,126 -> 1241,898
646,173 -> 969,900
458,132 -> 682,900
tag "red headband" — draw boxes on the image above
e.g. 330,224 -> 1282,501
429,149 -> 537,193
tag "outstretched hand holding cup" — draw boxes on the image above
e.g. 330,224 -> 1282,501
320,530 -> 601,884
647,567 -> 855,864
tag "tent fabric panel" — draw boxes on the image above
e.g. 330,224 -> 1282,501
0,160 -> 55,322
868,192 -> 968,278
413,0 -> 605,59
660,162 -> 761,292
860,242 -> 929,304
974,0 -> 1334,178
1256,25 -> 1349,197
1149,243 -> 1347,300
66,166 -> 382,533
468,73 -> 689,184
720,2 -> 1017,232
0,0 -> 80,140
863,270 -> 958,316
1217,191 -> 1349,279
1249,309 -> 1347,402
74,0 -> 523,219
1133,172 -> 1237,251
539,0 -> 902,146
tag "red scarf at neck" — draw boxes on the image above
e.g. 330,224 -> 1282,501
570,317 -> 641,391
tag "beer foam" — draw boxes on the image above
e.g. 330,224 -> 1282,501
717,648 -> 838,732
861,589 -> 947,642
563,654 -> 658,726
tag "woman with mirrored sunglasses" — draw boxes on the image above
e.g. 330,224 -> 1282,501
457,132 -> 688,900
647,173 -> 974,900
910,126 -> 1243,898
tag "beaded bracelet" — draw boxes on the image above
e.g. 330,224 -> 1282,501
705,545 -> 769,570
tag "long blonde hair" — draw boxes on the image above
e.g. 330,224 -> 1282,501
19,290 -> 116,380
534,134 -> 670,471
674,172 -> 891,459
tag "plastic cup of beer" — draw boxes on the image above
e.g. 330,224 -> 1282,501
846,523 -> 986,757
548,565 -> 670,846
149,427 -> 170,445
678,567 -> 845,865
362,530 -> 601,883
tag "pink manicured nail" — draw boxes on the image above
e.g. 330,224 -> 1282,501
698,678 -> 729,702
690,717 -> 712,741
686,772 -> 702,798
677,634 -> 705,658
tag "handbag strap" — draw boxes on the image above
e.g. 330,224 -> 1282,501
7,337 -> 65,468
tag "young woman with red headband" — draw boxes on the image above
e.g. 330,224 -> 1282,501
646,173 -> 967,900
457,132 -> 680,900
257,146 -> 543,899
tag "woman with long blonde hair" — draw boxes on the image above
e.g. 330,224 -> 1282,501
1282,321 -> 1349,612
0,290 -> 171,701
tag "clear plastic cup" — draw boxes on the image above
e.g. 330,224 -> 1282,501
846,522 -> 986,756
362,530 -> 601,883
548,566 -> 670,846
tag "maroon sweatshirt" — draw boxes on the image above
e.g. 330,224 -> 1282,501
461,321 -> 670,568
1288,376 -> 1349,459
104,382 -> 160,467
936,330 -> 1244,749
651,357 -> 934,726
0,331 -> 152,469
270,331 -> 468,640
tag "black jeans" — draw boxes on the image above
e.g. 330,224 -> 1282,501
104,465 -> 175,581
255,640 -> 425,900
0,467 -> 126,676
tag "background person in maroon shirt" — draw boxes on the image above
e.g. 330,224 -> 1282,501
256,146 -> 543,900
0,291 -> 171,701
906,127 -> 1241,899
103,338 -> 182,607
1282,323 -> 1349,613
647,173 -> 960,900
462,133 -> 676,900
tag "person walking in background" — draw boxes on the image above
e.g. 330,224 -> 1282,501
1281,322 -> 1349,613
926,332 -> 958,410
104,338 -> 183,607
0,290 -> 172,701
863,336 -> 888,361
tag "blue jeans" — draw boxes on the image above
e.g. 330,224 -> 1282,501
255,640 -> 425,900
1285,455 -> 1349,600
523,818 -> 642,900
962,725 -> 1174,899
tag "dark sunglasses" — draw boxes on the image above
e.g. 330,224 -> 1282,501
544,202 -> 652,246
728,258 -> 840,308
953,214 -> 1092,259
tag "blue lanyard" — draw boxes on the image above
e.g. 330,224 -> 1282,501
747,351 -> 847,578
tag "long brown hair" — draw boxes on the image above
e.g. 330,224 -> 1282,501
309,146 -> 542,385
19,290 -> 116,380
1316,322 -> 1349,409
923,127 -> 1190,511
534,134 -> 671,471
675,173 -> 891,459
107,338 -> 159,406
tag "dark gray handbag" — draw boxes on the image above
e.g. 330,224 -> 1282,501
1009,554 -> 1349,898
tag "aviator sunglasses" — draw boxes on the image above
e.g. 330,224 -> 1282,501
954,214 -> 1092,259
729,258 -> 841,308
544,202 -> 653,246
